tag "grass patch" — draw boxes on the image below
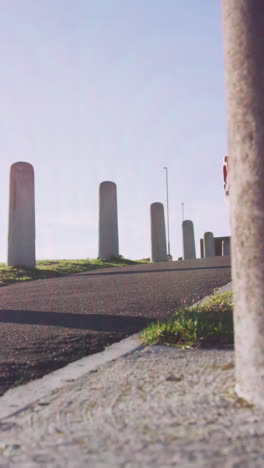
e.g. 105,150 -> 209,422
141,290 -> 233,348
0,256 -> 150,287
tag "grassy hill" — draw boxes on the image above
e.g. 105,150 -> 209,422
0,257 -> 150,287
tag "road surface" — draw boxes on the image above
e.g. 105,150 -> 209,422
0,256 -> 231,396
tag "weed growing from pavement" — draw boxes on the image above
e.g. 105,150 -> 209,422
0,256 -> 150,287
141,291 -> 233,348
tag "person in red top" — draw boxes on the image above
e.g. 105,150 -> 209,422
223,155 -> 229,196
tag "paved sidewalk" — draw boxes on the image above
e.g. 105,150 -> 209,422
1,282 -> 264,467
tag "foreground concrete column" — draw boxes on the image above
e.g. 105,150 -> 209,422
7,162 -> 36,267
150,202 -> 167,262
221,238 -> 231,256
203,232 -> 215,258
182,220 -> 196,260
98,181 -> 119,260
222,0 -> 264,406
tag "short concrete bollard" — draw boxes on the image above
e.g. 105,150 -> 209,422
203,232 -> 215,257
221,238 -> 231,256
150,202 -> 168,262
182,220 -> 196,260
7,162 -> 36,267
98,181 -> 119,260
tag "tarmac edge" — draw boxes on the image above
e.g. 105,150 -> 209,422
0,281 -> 232,421
0,333 -> 144,421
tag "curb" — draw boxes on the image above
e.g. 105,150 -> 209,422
195,281 -> 232,306
0,333 -> 144,420
0,281 -> 233,421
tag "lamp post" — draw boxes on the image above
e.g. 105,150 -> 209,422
181,202 -> 184,222
163,167 -> 171,259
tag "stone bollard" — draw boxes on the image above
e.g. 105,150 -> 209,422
221,238 -> 231,256
7,162 -> 36,267
222,0 -> 264,407
98,181 -> 119,260
203,232 -> 215,258
182,220 -> 196,260
150,202 -> 167,262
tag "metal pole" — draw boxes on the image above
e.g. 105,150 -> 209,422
163,167 -> 171,256
181,203 -> 184,222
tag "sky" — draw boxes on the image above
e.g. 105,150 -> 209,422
0,0 -> 230,262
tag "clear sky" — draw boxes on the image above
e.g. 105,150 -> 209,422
0,0 -> 230,262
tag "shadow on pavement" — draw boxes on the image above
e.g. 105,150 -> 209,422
0,309 -> 153,332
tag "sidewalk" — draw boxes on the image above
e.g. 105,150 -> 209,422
1,283 -> 264,467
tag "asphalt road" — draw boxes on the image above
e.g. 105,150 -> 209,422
0,256 -> 231,396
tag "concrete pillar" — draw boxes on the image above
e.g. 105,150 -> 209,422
150,202 -> 167,262
203,232 -> 215,258
221,238 -> 231,256
182,220 -> 196,260
7,162 -> 36,267
222,0 -> 264,407
98,181 -> 119,260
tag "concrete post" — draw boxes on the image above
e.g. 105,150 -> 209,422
182,220 -> 196,260
150,202 -> 167,262
7,162 -> 36,267
203,232 -> 215,258
98,181 -> 119,260
222,0 -> 264,406
221,238 -> 231,256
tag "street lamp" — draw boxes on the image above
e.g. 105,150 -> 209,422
163,167 -> 171,259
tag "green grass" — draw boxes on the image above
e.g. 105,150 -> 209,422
0,256 -> 150,287
141,290 -> 233,348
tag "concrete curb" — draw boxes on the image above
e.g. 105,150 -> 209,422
0,281 -> 233,421
0,333 -> 143,420
195,281 -> 232,306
